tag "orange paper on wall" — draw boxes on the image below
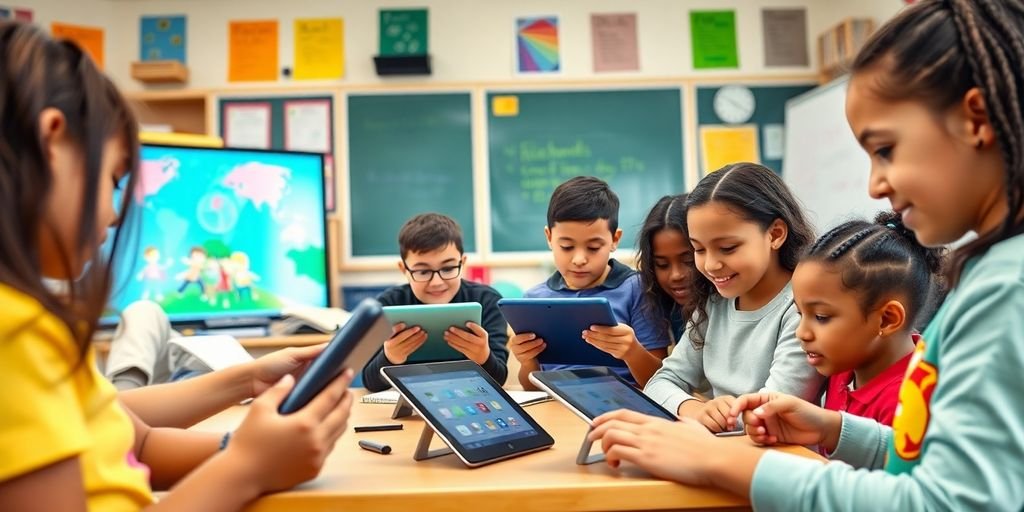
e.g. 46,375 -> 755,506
51,22 -> 104,69
229,20 -> 279,82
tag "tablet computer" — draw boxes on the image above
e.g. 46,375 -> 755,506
380,361 -> 554,467
382,302 -> 481,363
278,298 -> 391,414
528,368 -> 677,423
497,298 -> 620,367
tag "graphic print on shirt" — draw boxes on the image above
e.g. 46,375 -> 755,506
891,340 -> 937,461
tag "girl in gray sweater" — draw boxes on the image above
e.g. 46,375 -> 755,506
643,163 -> 824,432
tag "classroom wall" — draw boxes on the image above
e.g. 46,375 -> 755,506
104,0 -> 836,91
36,0 -> 909,304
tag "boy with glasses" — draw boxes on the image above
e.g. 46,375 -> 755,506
361,213 -> 510,391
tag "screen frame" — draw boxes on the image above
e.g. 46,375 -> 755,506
103,143 -> 330,327
529,368 -> 678,424
381,361 -> 554,466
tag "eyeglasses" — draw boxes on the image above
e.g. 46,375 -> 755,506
403,261 -> 463,282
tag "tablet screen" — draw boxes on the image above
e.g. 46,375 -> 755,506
532,369 -> 677,422
401,370 -> 539,450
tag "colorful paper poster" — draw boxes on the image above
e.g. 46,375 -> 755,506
284,99 -> 332,153
700,125 -> 759,173
223,103 -> 271,149
228,20 -> 278,82
140,15 -> 186,63
0,6 -> 30,21
690,10 -> 738,69
591,13 -> 639,72
379,8 -> 427,56
294,18 -> 344,80
51,22 -> 105,68
517,16 -> 559,73
762,9 -> 809,67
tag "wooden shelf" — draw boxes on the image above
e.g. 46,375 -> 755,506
131,60 -> 189,84
817,17 -> 875,83
127,90 -> 212,135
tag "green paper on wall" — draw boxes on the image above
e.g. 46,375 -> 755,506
379,8 -> 427,56
690,10 -> 738,69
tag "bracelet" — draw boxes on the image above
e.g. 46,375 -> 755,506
219,431 -> 232,451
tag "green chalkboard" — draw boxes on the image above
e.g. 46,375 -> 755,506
696,84 -> 814,174
487,89 -> 685,253
347,93 -> 475,257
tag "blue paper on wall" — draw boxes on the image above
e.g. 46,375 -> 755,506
140,15 -> 186,63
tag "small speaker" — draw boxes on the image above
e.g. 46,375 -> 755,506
373,55 -> 432,76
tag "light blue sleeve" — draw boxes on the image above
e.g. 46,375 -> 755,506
749,275 -> 1024,511
627,276 -> 671,351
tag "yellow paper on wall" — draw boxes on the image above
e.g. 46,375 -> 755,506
699,125 -> 760,173
294,18 -> 344,80
492,96 -> 519,117
51,22 -> 104,68
229,20 -> 278,82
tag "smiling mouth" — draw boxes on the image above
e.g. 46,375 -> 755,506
805,351 -> 824,365
709,274 -> 737,286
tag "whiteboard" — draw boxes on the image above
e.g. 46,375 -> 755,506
782,77 -> 889,234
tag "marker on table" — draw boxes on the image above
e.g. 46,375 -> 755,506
354,423 -> 404,433
358,439 -> 392,455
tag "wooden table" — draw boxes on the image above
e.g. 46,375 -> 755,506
191,391 -> 821,511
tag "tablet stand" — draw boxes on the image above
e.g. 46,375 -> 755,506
391,396 -> 454,461
575,425 -> 606,465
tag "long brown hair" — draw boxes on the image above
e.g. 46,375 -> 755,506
851,0 -> 1024,285
0,21 -> 139,357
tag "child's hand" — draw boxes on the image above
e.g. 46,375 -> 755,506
444,322 -> 490,365
248,343 -> 327,397
383,323 -> 428,364
227,370 -> 355,493
582,323 -> 641,360
728,392 -> 842,450
588,409 -> 719,486
508,332 -> 545,363
683,395 -> 737,433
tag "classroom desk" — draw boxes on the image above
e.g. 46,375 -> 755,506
191,390 -> 822,512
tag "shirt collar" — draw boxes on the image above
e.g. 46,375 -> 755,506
848,351 -> 916,404
545,259 -> 634,291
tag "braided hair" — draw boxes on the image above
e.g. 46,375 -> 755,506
851,0 -> 1024,285
804,211 -> 946,330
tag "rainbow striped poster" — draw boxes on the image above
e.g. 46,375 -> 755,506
516,16 -> 559,73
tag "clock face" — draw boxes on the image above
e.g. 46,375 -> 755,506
713,85 -> 756,124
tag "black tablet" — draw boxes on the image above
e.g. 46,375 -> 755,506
278,298 -> 391,414
529,368 -> 677,423
380,361 -> 554,467
497,297 -> 621,367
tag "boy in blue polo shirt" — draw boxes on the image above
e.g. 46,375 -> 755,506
509,176 -> 669,390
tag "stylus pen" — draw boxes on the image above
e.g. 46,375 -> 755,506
358,440 -> 392,455
354,424 -> 404,433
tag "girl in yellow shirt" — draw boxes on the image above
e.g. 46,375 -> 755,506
0,21 -> 355,511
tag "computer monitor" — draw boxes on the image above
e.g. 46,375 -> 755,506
104,144 -> 329,326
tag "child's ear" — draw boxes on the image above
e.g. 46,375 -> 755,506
611,228 -> 623,250
396,259 -> 406,274
768,219 -> 789,251
961,87 -> 997,150
544,225 -> 554,249
878,299 -> 907,337
460,254 -> 468,266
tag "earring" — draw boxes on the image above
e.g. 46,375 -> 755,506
878,329 -> 884,337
